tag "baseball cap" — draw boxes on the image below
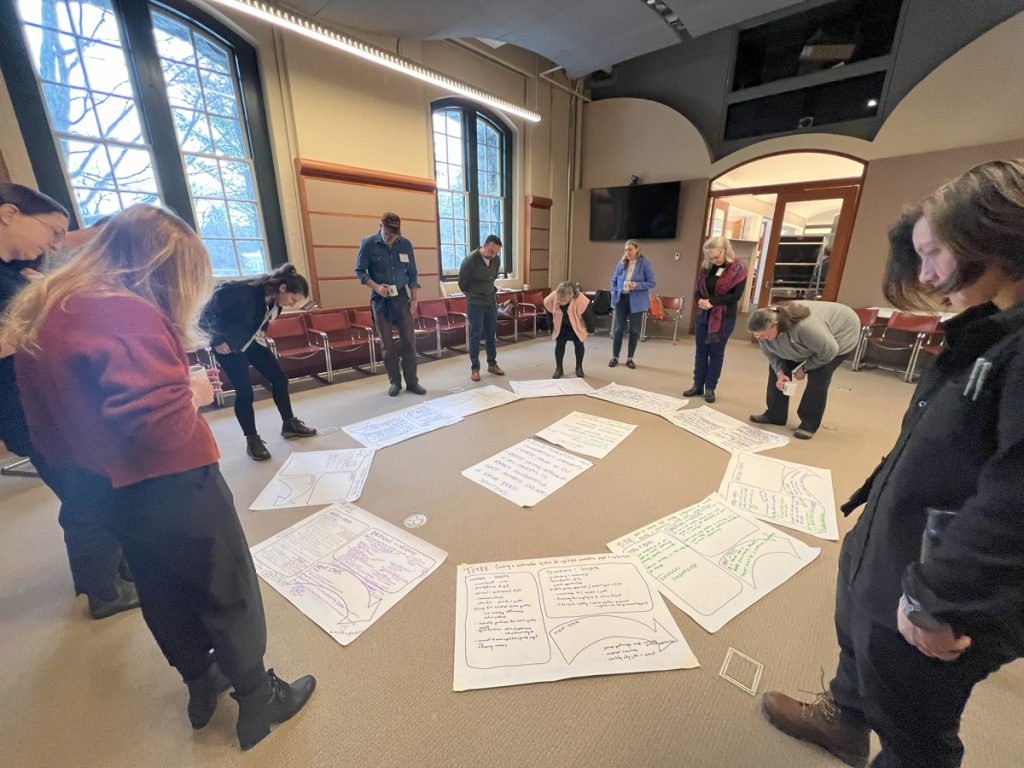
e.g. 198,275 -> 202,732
381,212 -> 401,233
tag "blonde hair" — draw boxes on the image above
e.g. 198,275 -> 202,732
621,239 -> 642,266
703,236 -> 735,264
555,281 -> 578,303
3,205 -> 213,353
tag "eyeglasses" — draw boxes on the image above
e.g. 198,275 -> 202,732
24,211 -> 66,245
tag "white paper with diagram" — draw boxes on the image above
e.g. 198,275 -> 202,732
249,449 -> 375,510
587,382 -> 689,415
251,502 -> 447,646
662,406 -> 789,454
608,494 -> 820,633
454,553 -> 698,691
718,452 -> 839,540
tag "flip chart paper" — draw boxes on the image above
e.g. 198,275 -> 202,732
250,449 -> 375,510
454,553 -> 698,691
662,405 -> 789,453
509,379 -> 595,398
461,438 -> 592,507
535,411 -> 637,459
587,382 -> 688,415
718,452 -> 839,540
252,502 -> 446,646
426,385 -> 520,419
343,404 -> 462,449
608,494 -> 820,633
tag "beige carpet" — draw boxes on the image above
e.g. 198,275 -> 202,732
1,330 -> 1021,767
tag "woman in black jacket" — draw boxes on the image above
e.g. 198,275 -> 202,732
203,264 -> 316,460
761,159 -> 1024,768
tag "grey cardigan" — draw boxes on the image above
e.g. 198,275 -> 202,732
759,301 -> 862,372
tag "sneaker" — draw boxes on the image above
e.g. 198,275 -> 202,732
387,382 -> 402,397
682,386 -> 702,397
407,383 -> 427,395
608,358 -> 619,368
625,359 -> 636,369
471,369 -> 481,382
281,417 -> 316,438
487,364 -> 505,376
760,690 -> 869,768
88,577 -> 140,620
233,669 -> 316,751
246,435 -> 271,461
750,412 -> 786,426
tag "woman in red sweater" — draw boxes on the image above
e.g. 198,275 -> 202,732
3,205 -> 315,750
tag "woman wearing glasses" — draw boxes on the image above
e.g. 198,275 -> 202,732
0,184 -> 138,619
746,301 -> 860,439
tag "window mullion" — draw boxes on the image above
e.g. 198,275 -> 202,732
114,0 -> 194,227
465,108 -> 481,249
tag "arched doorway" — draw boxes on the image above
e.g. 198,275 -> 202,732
703,151 -> 866,314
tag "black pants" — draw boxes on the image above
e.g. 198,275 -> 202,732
763,353 -> 847,431
555,322 -> 585,369
371,294 -> 419,387
829,575 -> 1019,767
102,464 -> 268,694
612,294 -> 642,359
215,343 -> 294,437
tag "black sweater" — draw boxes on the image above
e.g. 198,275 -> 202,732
696,265 -> 747,320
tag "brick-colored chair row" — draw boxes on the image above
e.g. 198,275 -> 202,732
851,309 -> 944,382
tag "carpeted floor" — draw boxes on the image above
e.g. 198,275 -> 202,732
1,330 -> 1021,767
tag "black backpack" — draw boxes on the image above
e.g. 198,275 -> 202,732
591,289 -> 612,315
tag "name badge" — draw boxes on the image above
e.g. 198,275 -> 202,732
399,252 -> 410,263
715,267 -> 725,276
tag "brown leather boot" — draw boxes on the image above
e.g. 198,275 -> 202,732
761,690 -> 870,767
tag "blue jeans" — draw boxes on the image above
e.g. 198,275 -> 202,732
467,302 -> 497,370
612,294 -> 642,359
692,314 -> 736,389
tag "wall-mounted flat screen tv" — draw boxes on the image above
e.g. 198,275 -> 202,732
589,181 -> 681,241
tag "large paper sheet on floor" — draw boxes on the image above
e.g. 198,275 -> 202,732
461,438 -> 592,507
427,385 -> 520,419
587,382 -> 688,415
535,411 -> 636,459
718,452 -> 839,540
454,553 -> 698,690
249,449 -> 374,510
662,406 -> 789,454
343,404 -> 461,449
509,378 -> 595,398
608,494 -> 820,633
252,502 -> 446,646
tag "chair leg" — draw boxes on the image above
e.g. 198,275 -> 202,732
323,340 -> 334,384
672,317 -> 679,345
905,336 -> 924,382
1,457 -> 38,478
640,311 -> 648,342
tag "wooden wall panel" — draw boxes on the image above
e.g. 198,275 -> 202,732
297,160 -> 442,308
525,195 -> 553,290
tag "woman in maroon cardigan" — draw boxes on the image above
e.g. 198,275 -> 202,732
4,205 -> 314,750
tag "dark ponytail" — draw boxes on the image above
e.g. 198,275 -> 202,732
249,263 -> 309,298
0,183 -> 68,217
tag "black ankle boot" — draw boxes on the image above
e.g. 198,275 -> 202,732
575,366 -> 585,378
232,669 -> 316,751
187,659 -> 231,729
87,576 -> 140,620
281,417 -> 316,438
552,366 -> 563,379
704,387 -> 716,403
246,434 -> 271,461
682,386 -> 702,397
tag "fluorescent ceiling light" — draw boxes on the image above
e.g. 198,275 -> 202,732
206,0 -> 542,123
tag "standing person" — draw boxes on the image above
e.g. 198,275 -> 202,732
458,234 -> 505,381
608,239 -> 655,369
0,184 -> 136,619
683,236 -> 748,403
543,282 -> 593,378
355,212 -> 425,397
747,301 -> 860,439
761,160 -> 1024,768
5,205 -> 315,750
203,264 -> 317,462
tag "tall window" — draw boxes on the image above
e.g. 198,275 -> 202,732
4,0 -> 285,276
431,98 -> 512,278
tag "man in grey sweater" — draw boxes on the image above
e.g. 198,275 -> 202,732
747,301 -> 861,439
458,235 -> 505,381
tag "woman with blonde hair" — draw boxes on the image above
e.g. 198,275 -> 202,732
543,281 -> 593,378
683,235 -> 747,403
761,159 -> 1024,768
608,239 -> 655,368
5,205 -> 314,750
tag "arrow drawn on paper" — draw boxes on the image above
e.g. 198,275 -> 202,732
548,616 -> 677,665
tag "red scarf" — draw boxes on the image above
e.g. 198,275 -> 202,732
697,259 -> 748,342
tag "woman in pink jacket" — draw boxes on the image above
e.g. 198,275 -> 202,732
543,281 -> 594,378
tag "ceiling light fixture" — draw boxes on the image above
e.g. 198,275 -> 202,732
205,0 -> 542,123
867,98 -> 879,108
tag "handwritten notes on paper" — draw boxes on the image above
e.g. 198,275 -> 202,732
535,411 -> 637,459
343,404 -> 461,450
454,554 -> 698,691
250,449 -> 375,510
662,406 -> 790,454
608,494 -> 819,633
461,438 -> 592,507
251,502 -> 446,646
509,378 -> 595,398
718,452 -> 838,540
587,382 -> 689,415
427,385 -> 520,419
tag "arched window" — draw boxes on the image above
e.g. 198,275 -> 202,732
1,0 -> 286,276
431,98 -> 512,278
